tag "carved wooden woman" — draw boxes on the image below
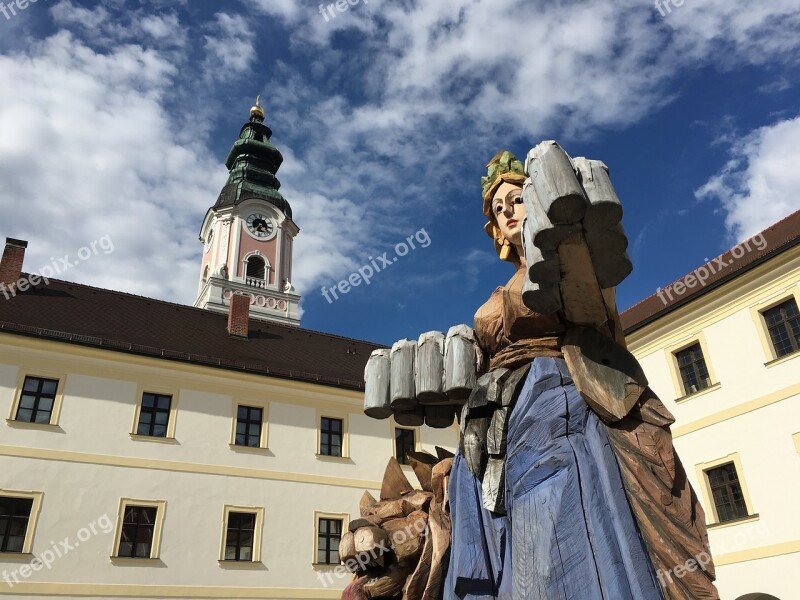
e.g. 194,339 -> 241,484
351,148 -> 720,600
443,151 -> 719,600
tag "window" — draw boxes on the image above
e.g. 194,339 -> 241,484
14,376 -> 58,424
0,497 -> 33,553
675,343 -> 711,395
136,393 -> 172,438
320,417 -> 343,457
118,506 -> 157,558
706,463 -> 749,523
112,499 -> 166,560
317,517 -> 342,565
220,506 -> 264,563
235,406 -> 263,448
395,428 -> 416,466
229,400 -> 268,450
763,298 -> 800,358
246,256 -> 267,287
246,256 -> 265,279
224,512 -> 256,561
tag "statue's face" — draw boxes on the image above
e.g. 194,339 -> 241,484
491,181 -> 525,248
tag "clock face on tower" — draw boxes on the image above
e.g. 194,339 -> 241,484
245,213 -> 276,240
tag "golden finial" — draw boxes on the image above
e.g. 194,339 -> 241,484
250,95 -> 265,121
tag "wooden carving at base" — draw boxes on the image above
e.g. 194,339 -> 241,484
340,455 -> 453,600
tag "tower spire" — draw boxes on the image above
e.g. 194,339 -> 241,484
250,95 -> 265,122
211,95 -> 292,219
195,99 -> 301,327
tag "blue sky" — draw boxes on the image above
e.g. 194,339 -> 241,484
1,0 -> 799,346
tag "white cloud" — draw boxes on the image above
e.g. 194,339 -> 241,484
255,0 -> 800,139
50,1 -> 187,51
255,0 -> 800,292
695,115 -> 800,241
202,13 -> 255,81
248,0 -> 303,23
659,0 -> 800,66
0,32 -> 227,303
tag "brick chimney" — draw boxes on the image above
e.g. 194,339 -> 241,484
227,293 -> 251,338
0,238 -> 28,291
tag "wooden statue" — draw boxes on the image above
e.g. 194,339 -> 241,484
353,143 -> 719,600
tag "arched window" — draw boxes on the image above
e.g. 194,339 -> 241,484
246,256 -> 267,287
202,265 -> 209,285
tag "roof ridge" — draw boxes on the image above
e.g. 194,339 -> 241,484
18,274 -> 384,347
621,208 -> 800,327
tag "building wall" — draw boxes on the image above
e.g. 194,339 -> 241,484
626,245 -> 800,600
0,335 -> 458,599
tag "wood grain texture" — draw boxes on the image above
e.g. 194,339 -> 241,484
481,456 -> 506,514
353,526 -> 389,557
522,180 -> 582,250
585,222 -> 632,289
364,349 -> 392,419
521,277 -> 562,315
486,407 -> 509,456
422,501 -> 450,600
403,525 -> 433,600
525,140 -> 588,224
607,390 -> 720,599
359,491 -> 378,518
364,563 -> 411,598
381,457 -> 415,500
339,531 -> 357,563
557,232 -> 608,326
391,339 -> 417,410
384,512 -> 427,563
562,327 -> 648,422
348,516 -> 383,532
416,331 -> 447,404
573,157 -> 623,229
522,216 -> 561,284
444,325 -> 479,400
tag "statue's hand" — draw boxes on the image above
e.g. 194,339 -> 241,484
521,141 -> 631,335
362,325 -> 482,428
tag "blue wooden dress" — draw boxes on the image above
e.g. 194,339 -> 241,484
445,357 -> 663,600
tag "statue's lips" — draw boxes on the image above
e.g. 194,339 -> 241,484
507,219 -> 519,227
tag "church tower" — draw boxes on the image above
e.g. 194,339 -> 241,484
195,98 -> 300,326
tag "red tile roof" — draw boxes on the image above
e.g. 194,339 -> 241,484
621,210 -> 800,333
0,278 -> 381,390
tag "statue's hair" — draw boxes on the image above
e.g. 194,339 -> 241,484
482,150 -> 526,264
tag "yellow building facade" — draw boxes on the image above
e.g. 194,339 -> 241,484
0,326 -> 457,599
622,211 -> 800,600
